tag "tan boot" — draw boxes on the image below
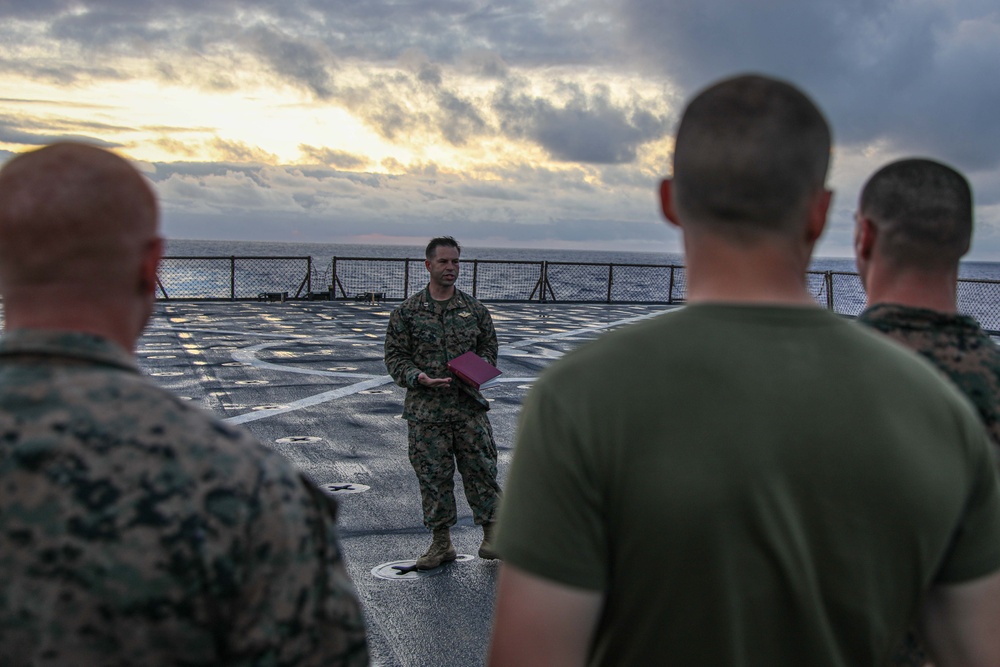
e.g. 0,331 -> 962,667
478,522 -> 500,560
415,526 -> 457,570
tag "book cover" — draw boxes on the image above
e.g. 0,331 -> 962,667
447,351 -> 502,389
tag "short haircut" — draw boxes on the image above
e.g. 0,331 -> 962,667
425,236 -> 460,260
672,74 -> 831,237
859,158 -> 972,268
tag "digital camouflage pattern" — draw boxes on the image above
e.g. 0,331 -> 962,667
385,287 -> 501,528
384,287 -> 498,423
859,303 -> 1000,667
859,304 -> 1000,450
409,414 -> 500,528
0,330 -> 369,667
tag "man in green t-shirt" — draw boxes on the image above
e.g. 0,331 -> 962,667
488,75 -> 1000,667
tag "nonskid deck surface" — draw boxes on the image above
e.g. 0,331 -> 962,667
139,300 -> 674,667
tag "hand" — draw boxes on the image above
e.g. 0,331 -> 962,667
417,372 -> 452,388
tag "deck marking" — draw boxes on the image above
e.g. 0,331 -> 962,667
206,307 -> 672,424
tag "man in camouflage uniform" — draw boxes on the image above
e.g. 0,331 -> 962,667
0,143 -> 368,666
854,157 -> 1000,667
384,236 -> 502,569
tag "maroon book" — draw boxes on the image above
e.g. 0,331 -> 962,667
447,351 -> 502,389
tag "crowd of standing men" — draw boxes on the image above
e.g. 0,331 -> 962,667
1,72 -> 999,667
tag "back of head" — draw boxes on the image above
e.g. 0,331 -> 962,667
0,142 -> 159,296
672,74 -> 831,239
859,158 -> 971,270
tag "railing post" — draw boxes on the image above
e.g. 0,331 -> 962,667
825,271 -> 834,311
472,259 -> 479,298
607,264 -> 614,303
404,259 -> 410,298
230,256 -> 236,301
538,260 -> 549,301
307,257 -> 312,294
668,266 -> 676,304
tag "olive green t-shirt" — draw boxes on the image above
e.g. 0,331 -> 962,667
496,304 -> 1000,667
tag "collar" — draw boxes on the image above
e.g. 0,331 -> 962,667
0,329 -> 140,373
859,303 -> 982,333
420,287 -> 468,311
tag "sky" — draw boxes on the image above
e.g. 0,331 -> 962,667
2,1 -> 1000,260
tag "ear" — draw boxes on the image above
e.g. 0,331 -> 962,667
854,212 -> 877,261
805,189 -> 833,243
139,237 -> 164,297
659,179 -> 681,228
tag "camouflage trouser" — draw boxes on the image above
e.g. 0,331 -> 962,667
408,412 -> 501,529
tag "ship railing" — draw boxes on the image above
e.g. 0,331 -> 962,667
155,256 -> 1000,335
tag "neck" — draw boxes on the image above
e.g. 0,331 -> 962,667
863,263 -> 959,313
683,234 -> 817,306
1,287 -> 143,354
427,284 -> 455,301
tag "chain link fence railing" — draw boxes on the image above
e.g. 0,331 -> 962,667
155,255 -> 1000,334
157,256 -> 312,301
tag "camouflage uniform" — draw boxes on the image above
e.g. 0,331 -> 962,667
859,303 -> 1000,667
384,287 -> 501,529
0,330 -> 369,667
859,303 -> 1000,449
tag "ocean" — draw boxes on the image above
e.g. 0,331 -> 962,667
164,238 -> 1000,280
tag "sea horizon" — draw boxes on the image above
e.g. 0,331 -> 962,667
164,238 -> 1000,281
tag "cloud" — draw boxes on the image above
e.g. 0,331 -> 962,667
299,145 -> 370,169
242,23 -> 337,98
209,138 -> 279,164
493,81 -> 671,164
616,0 -> 1000,170
0,114 -> 126,148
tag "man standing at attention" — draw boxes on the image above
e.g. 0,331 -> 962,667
0,143 -> 369,665
855,158 -> 1000,449
385,236 -> 502,569
489,75 -> 1000,666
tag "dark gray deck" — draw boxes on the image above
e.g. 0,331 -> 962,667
137,300 -> 675,667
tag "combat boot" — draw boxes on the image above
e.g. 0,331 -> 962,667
478,522 -> 500,560
415,526 -> 457,570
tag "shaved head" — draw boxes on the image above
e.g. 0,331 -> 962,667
672,74 -> 831,238
859,158 -> 971,270
0,143 -> 162,347
0,142 -> 159,293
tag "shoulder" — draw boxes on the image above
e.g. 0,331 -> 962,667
390,290 -> 429,320
455,289 -> 490,314
105,374 -> 303,485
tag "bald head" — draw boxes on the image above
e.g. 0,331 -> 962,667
0,142 -> 159,292
672,74 -> 831,238
0,143 -> 162,347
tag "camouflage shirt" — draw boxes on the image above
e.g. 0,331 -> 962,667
384,287 -> 498,423
859,303 -> 1000,450
0,330 -> 369,666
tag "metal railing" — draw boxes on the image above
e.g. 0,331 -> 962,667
157,256 -> 312,301
155,255 -> 1000,334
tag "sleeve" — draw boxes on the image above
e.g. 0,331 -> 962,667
935,425 -> 1000,584
476,306 -> 499,366
384,307 -> 420,388
494,377 -> 607,591
223,462 -> 369,666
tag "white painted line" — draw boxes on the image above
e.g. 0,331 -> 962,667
218,307 -> 670,424
231,341 -> 382,379
224,375 -> 394,425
